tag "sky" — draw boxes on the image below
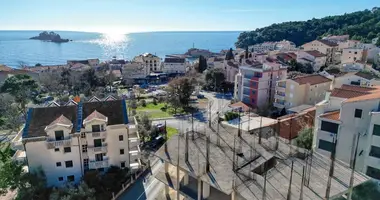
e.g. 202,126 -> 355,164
0,0 -> 379,33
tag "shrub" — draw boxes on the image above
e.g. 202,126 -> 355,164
140,99 -> 147,107
152,98 -> 157,105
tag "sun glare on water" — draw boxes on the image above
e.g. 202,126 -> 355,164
90,31 -> 130,59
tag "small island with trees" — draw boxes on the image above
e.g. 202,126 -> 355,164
30,31 -> 70,43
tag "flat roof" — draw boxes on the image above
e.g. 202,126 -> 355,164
287,104 -> 314,113
155,122 -> 369,200
222,115 -> 277,132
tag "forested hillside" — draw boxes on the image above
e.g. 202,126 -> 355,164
236,7 -> 380,48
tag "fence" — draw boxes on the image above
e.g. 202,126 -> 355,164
111,166 -> 148,200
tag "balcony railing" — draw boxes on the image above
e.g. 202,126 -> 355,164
89,159 -> 109,169
82,129 -> 107,138
88,143 -> 108,153
273,102 -> 285,109
46,137 -> 72,149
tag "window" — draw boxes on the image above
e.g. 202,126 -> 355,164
82,145 -> 87,153
369,146 -> 380,159
120,149 -> 125,155
67,175 -> 75,182
94,139 -> 102,147
119,135 -> 124,141
366,166 -> 380,180
84,159 -> 89,170
318,140 -> 334,152
54,148 -> 59,152
252,82 -> 257,87
92,125 -> 101,132
121,162 -> 125,168
55,130 -> 64,141
65,161 -> 73,168
354,52 -> 357,54
58,177 -> 64,181
354,109 -> 362,118
95,153 -> 103,161
64,147 -> 71,153
321,121 -> 339,133
56,162 -> 61,167
80,132 -> 86,138
373,124 -> 380,136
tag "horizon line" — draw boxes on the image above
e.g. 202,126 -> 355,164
0,29 -> 247,34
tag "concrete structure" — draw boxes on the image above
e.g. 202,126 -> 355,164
341,48 -> 366,64
154,118 -> 369,200
296,50 -> 327,71
225,61 -> 239,83
235,61 -> 287,108
314,84 -> 380,180
274,74 -> 331,110
133,53 -> 161,73
16,99 -> 140,187
163,57 -> 188,74
302,39 -> 339,64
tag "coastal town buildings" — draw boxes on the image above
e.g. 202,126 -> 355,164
341,48 -> 367,64
314,84 -> 380,180
12,99 -> 141,186
249,40 -> 296,53
67,59 -> 99,67
133,53 -> 161,73
0,66 -> 39,86
302,39 -> 339,64
234,60 -> 287,108
296,50 -> 327,71
162,57 -> 188,74
273,74 -> 332,110
207,56 -> 225,70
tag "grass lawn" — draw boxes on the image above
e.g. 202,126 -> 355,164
136,103 -> 171,119
166,126 -> 178,139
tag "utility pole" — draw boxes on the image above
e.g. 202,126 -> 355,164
348,133 -> 360,200
325,135 -> 337,199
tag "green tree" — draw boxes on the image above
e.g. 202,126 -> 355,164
166,77 -> 195,113
34,63 -> 42,67
376,38 -> 380,47
225,48 -> 234,60
49,182 -> 95,200
197,55 -> 208,73
245,46 -> 249,59
204,68 -> 226,92
0,74 -> 39,117
0,145 -> 23,194
295,127 -> 313,150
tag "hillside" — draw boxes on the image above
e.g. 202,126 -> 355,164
236,7 -> 380,48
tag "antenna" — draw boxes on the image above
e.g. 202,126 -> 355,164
287,160 -> 294,200
233,135 -> 236,172
258,116 -> 262,144
164,121 -> 168,153
300,166 -> 305,200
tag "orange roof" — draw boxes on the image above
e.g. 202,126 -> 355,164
320,110 -> 340,121
83,110 -> 107,123
291,74 -> 331,85
229,101 -> 251,112
305,50 -> 326,57
340,84 -> 376,92
330,88 -> 369,99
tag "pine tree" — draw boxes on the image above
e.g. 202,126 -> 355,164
225,48 -> 234,60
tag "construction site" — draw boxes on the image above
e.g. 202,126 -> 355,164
153,101 -> 370,200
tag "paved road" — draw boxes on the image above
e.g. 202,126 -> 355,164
118,159 -> 164,200
118,92 -> 230,200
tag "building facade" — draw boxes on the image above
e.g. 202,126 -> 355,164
162,57 -> 188,74
133,53 -> 161,73
274,74 -> 332,110
314,85 -> 380,180
341,48 -> 366,64
302,39 -> 339,64
19,100 -> 140,186
235,61 -> 287,108
296,50 -> 327,72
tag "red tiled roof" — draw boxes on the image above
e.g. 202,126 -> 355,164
291,74 -> 331,85
83,110 -> 107,123
276,108 -> 316,140
305,50 -> 326,57
320,110 -> 340,121
317,39 -> 338,47
229,101 -> 251,112
47,115 -> 72,129
330,88 -> 368,99
341,84 -> 376,92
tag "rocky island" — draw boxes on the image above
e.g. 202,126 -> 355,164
30,31 -> 70,43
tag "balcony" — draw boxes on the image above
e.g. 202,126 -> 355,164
129,124 -> 137,133
88,143 -> 108,153
46,137 -> 72,149
129,132 -> 140,145
274,93 -> 285,100
89,159 -> 109,169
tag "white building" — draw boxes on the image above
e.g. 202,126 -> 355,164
314,84 -> 380,180
162,57 -> 188,74
133,53 -> 161,73
296,50 -> 327,71
16,99 -> 140,186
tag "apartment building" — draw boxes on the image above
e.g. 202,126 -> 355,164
235,61 -> 287,108
162,57 -> 188,74
341,48 -> 367,64
133,53 -> 161,73
302,39 -> 339,64
17,99 -> 140,186
274,74 -> 331,110
296,50 -> 327,71
314,84 -> 380,180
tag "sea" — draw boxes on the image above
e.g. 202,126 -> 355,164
0,31 -> 241,67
